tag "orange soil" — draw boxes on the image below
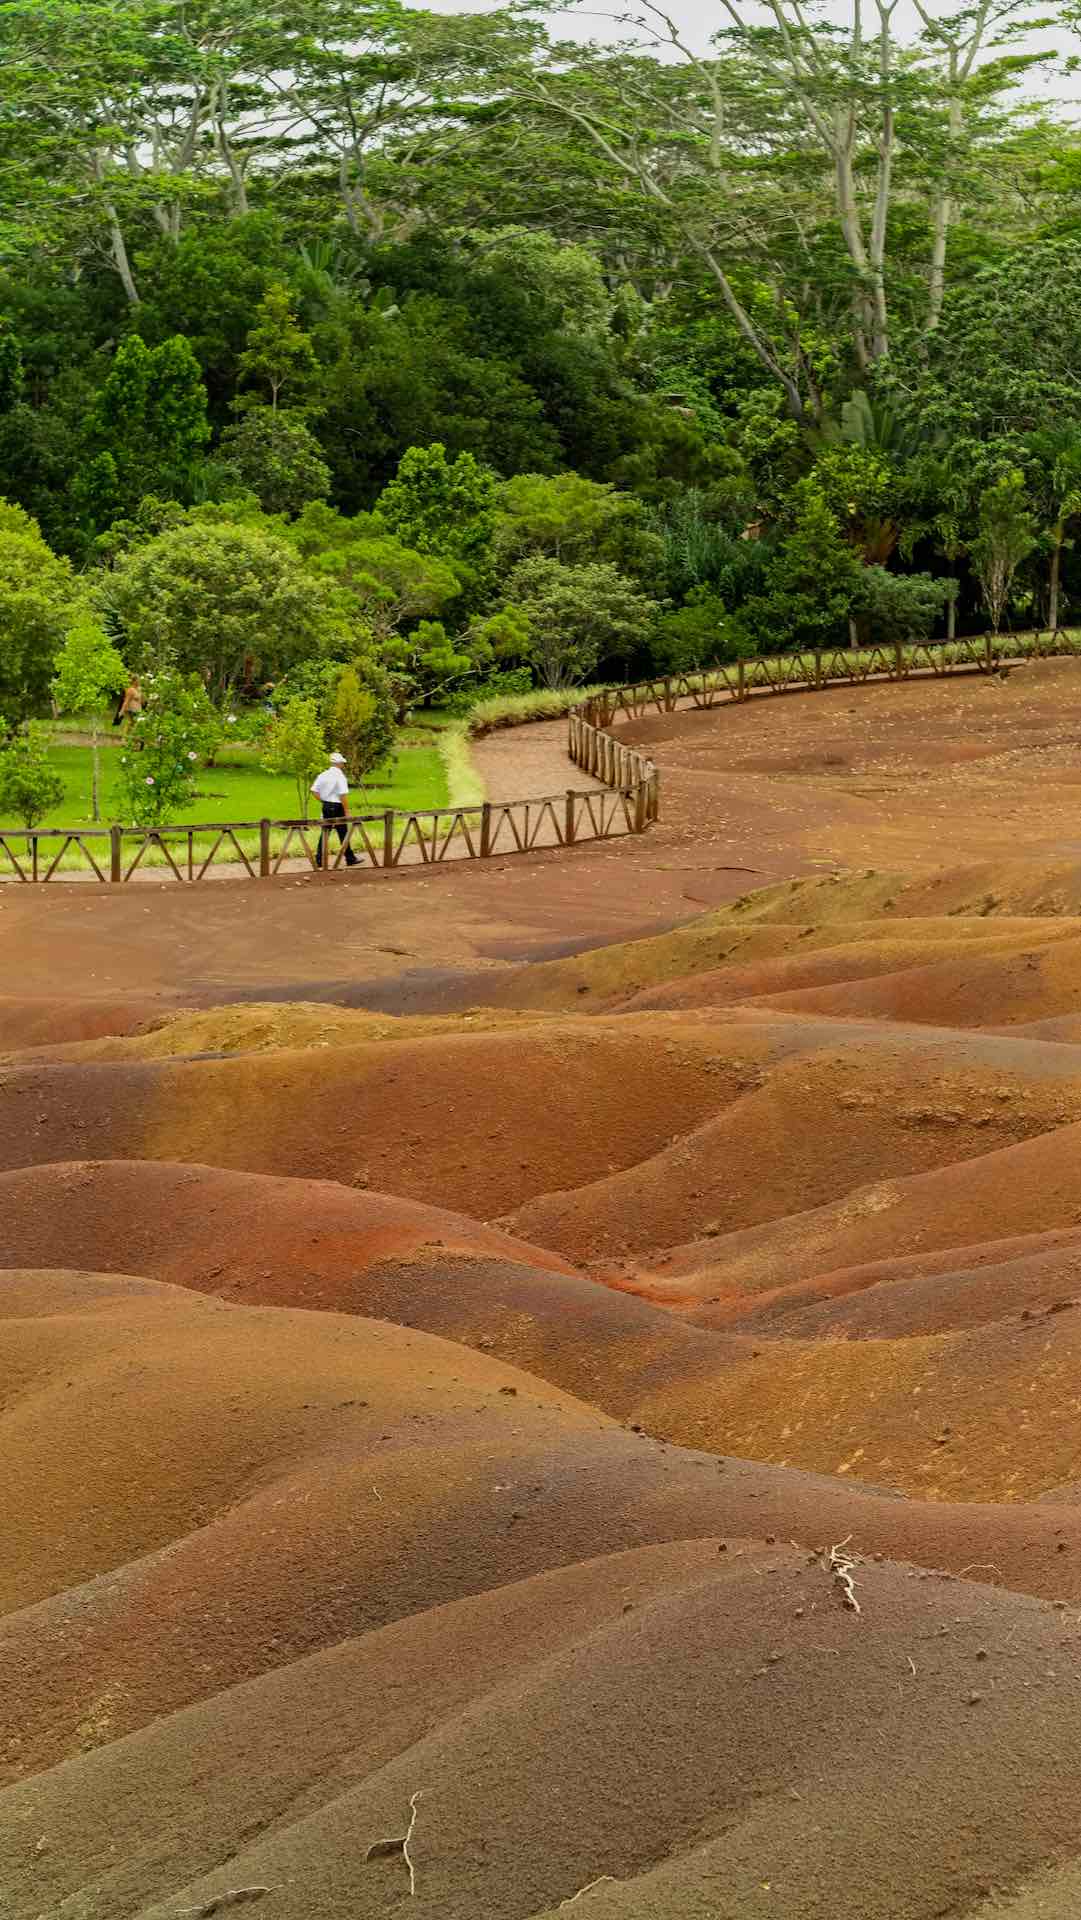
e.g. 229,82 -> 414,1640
11,670 -> 1081,1915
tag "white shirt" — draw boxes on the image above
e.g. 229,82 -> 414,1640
311,766 -> 348,803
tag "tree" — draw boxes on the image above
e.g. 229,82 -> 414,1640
1022,430 -> 1081,632
237,285 -> 321,415
83,334 -> 211,519
218,412 -> 331,517
376,443 -> 497,564
740,482 -> 863,652
493,471 -> 664,585
116,667 -> 221,826
504,558 -> 658,689
287,504 -> 463,638
326,662 -> 396,783
262,695 -> 327,818
51,612 -> 127,821
972,471 -> 1037,636
0,500 -> 84,729
0,723 -> 65,828
102,519 -> 352,702
380,608 -> 528,710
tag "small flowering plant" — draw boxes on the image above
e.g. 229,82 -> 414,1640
117,667 -> 222,825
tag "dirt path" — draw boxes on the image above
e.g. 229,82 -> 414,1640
471,718 -> 605,801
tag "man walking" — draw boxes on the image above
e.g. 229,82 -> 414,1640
311,750 -> 359,869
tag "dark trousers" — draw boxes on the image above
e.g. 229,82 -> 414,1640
316,800 -> 358,867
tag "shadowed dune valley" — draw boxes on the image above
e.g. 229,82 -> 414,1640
16,675 -> 1081,1918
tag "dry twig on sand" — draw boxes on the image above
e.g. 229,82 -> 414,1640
176,1890 -> 275,1917
366,1789 -> 424,1897
824,1535 -> 862,1615
559,1877 -> 617,1907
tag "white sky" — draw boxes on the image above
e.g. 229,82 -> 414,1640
424,0 -> 1078,109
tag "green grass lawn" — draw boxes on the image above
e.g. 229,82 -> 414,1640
16,736 -> 448,833
0,733 -> 453,876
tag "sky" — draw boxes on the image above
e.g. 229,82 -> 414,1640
423,0 -> 1078,109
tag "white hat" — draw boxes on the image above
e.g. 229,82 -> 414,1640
329,751 -> 346,765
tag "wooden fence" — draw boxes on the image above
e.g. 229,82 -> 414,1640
4,625 -> 1077,884
567,628 -> 1081,749
0,774 -> 656,885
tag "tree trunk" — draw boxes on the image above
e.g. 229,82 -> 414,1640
91,728 -> 101,824
947,592 -> 956,642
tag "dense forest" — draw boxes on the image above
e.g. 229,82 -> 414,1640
4,0 -> 1081,808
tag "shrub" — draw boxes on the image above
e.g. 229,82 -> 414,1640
117,668 -> 222,825
0,723 -> 65,827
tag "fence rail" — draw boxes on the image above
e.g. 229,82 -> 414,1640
567,628 -> 1080,747
5,625 -> 1077,884
0,773 -> 656,885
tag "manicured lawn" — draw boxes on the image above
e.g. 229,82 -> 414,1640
13,736 -> 448,832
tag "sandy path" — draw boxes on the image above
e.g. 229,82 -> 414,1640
471,718 -> 605,802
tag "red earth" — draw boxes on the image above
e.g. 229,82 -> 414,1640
8,663 -> 1081,1916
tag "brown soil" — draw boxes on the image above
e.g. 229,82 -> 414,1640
13,668 -> 1081,1915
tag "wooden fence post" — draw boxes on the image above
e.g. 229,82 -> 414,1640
814,650 -> 823,688
737,659 -> 746,701
664,676 -> 674,712
110,824 -> 122,884
565,790 -> 576,845
31,832 -> 38,884
634,778 -> 647,833
894,642 -> 904,678
383,810 -> 395,868
259,818 -> 271,878
480,801 -> 492,858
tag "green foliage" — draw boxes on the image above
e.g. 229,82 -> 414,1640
0,327 -> 24,413
102,520 -> 352,700
494,471 -> 664,587
381,608 -> 527,709
116,668 -> 222,826
83,335 -> 211,522
972,471 -> 1038,634
811,445 -> 903,564
851,568 -> 954,644
51,609 -> 127,819
376,443 -> 497,565
504,557 -> 659,689
740,482 -> 863,653
288,503 -> 462,637
0,500 -> 84,727
0,723 -> 65,828
219,411 -> 332,517
262,695 -> 328,817
51,611 -> 126,715
326,662 -> 396,780
651,591 -> 736,672
238,284 -> 321,415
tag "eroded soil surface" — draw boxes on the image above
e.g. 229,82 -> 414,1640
9,663 -> 1081,1917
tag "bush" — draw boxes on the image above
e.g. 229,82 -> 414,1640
117,668 -> 222,825
327,661 -> 396,781
442,667 -> 533,717
852,567 -> 955,644
218,410 -> 332,517
0,723 -> 65,827
650,590 -> 741,672
262,695 -> 327,817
